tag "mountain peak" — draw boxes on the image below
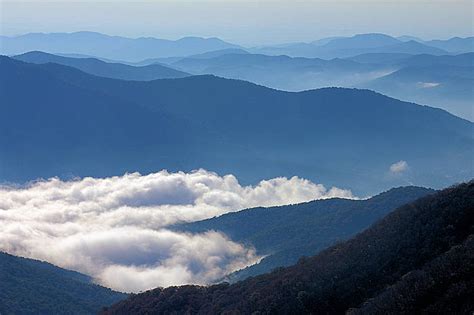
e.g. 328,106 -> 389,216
370,186 -> 436,201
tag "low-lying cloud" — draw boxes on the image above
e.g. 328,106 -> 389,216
0,169 -> 353,292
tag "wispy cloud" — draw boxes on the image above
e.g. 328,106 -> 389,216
0,169 -> 353,292
417,82 -> 440,88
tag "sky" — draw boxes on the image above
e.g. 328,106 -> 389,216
0,0 -> 473,46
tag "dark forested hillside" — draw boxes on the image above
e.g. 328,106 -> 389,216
14,51 -> 190,80
348,236 -> 474,314
176,186 -> 435,281
0,252 -> 126,315
1,56 -> 472,195
102,181 -> 474,315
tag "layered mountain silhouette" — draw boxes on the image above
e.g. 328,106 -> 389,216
354,52 -> 474,119
175,186 -> 435,282
397,52 -> 474,67
0,32 -> 240,61
0,252 -> 126,314
2,32 -> 472,62
138,48 -> 250,66
170,53 -> 386,91
346,52 -> 413,65
1,56 -> 472,195
101,181 -> 474,314
13,51 -> 190,81
170,51 -> 474,119
3,33 -> 471,119
362,64 -> 474,120
348,51 -> 474,68
253,33 -> 452,58
426,37 -> 474,54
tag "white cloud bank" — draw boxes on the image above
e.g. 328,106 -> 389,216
0,169 -> 353,292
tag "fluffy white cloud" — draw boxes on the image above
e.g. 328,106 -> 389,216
0,169 -> 353,292
389,160 -> 409,174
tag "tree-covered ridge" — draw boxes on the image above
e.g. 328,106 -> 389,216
102,181 -> 474,314
0,252 -> 127,315
348,235 -> 474,314
176,186 -> 435,281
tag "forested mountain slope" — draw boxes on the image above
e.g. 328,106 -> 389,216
102,181 -> 474,314
0,252 -> 126,315
177,186 -> 435,281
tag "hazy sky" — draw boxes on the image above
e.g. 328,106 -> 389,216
1,0 -> 473,46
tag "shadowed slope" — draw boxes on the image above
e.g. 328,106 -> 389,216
176,186 -> 435,281
102,181 -> 474,314
0,252 -> 126,315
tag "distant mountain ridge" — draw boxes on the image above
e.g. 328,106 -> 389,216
0,31 -> 241,61
2,32 -> 473,62
13,51 -> 190,80
426,37 -> 474,54
253,33 -> 453,58
170,52 -> 383,91
101,181 -> 474,314
133,48 -> 250,66
170,51 -> 474,119
320,33 -> 401,49
360,55 -> 474,120
175,186 -> 435,282
0,251 -> 126,314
